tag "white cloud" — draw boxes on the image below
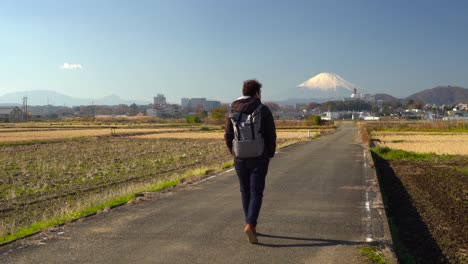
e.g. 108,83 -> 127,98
60,63 -> 82,70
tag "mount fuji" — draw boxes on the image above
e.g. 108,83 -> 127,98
298,72 -> 358,92
271,72 -> 362,105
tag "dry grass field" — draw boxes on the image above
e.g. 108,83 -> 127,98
0,138 -> 232,240
0,127 -> 322,142
371,131 -> 468,155
133,130 -> 320,140
0,128 -> 192,142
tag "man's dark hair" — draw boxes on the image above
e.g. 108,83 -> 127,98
243,79 -> 262,97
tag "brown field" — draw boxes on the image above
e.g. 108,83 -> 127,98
373,154 -> 467,263
365,121 -> 468,262
371,131 -> 468,155
0,127 -> 323,142
0,138 -> 231,240
0,128 -> 193,142
133,130 -> 320,140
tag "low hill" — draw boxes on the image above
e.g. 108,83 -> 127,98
406,86 -> 468,105
374,93 -> 399,103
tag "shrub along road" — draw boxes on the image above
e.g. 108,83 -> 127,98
0,122 -> 389,263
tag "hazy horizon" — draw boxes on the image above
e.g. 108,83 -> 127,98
1,0 -> 468,103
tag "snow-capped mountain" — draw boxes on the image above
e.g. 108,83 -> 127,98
298,72 -> 358,92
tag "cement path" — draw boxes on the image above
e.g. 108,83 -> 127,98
0,122 -> 387,263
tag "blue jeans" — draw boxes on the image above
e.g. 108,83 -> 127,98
234,158 -> 270,226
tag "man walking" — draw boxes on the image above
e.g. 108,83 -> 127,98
224,79 -> 276,244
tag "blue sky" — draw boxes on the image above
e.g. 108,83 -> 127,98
1,0 -> 467,104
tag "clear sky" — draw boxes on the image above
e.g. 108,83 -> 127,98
1,0 -> 467,103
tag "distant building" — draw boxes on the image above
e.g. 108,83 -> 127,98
181,98 -> 189,108
188,98 -> 206,110
148,94 -> 181,117
154,94 -> 166,105
203,100 -> 221,111
146,104 -> 181,118
181,98 -> 221,111
344,89 -> 375,102
146,108 -> 159,117
320,111 -> 340,120
453,103 -> 468,111
0,107 -> 24,122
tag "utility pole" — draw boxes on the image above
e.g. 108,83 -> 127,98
22,96 -> 28,122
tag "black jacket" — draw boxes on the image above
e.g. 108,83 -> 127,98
224,97 -> 276,158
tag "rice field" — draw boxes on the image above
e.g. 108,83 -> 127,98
0,126 -> 321,142
133,130 -> 320,139
0,128 -> 192,142
0,137 -> 232,239
371,131 -> 468,155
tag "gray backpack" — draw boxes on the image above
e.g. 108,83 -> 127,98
230,104 -> 264,158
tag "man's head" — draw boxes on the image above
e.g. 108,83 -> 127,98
243,79 -> 262,98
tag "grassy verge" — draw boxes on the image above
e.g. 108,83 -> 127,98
370,147 -> 453,161
362,120 -> 468,133
359,246 -> 387,264
0,193 -> 135,244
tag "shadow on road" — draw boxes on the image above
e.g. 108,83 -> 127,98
255,233 -> 363,248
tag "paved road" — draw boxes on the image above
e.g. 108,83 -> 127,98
1,122 -> 384,263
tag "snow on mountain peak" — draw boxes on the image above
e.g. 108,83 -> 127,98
297,72 -> 358,92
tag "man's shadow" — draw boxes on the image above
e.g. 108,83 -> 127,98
255,233 -> 364,248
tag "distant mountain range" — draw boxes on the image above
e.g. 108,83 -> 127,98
406,86 -> 468,105
0,86 -> 467,107
0,90 -> 150,106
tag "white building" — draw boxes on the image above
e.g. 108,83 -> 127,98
146,104 -> 180,118
453,103 -> 468,111
181,98 -> 221,111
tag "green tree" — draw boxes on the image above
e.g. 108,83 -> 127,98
413,102 -> 423,110
211,107 -> 227,122
196,110 -> 208,119
305,115 -> 321,126
185,115 -> 201,124
405,99 -> 415,108
129,103 -> 139,116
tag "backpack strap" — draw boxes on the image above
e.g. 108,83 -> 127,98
250,114 -> 255,140
254,103 -> 263,114
250,104 -> 263,140
235,113 -> 243,140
